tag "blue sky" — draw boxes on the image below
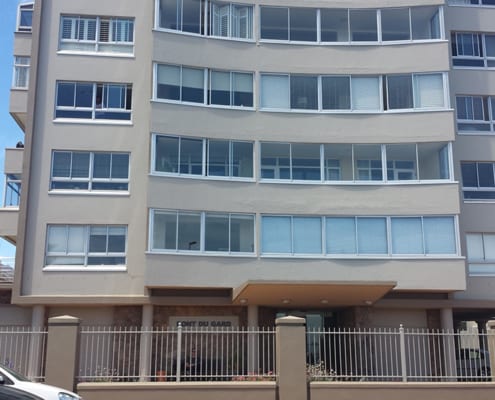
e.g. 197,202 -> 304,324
0,0 -> 26,260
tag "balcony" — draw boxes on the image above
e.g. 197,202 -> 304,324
0,148 -> 22,244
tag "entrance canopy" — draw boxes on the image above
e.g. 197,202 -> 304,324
232,280 -> 396,308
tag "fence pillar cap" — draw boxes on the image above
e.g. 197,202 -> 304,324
48,315 -> 81,326
275,315 -> 306,326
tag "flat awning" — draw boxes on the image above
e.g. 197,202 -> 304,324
232,280 -> 396,308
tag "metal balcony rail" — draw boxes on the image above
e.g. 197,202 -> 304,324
306,326 -> 495,382
0,258 -> 15,283
78,325 -> 276,383
0,326 -> 47,381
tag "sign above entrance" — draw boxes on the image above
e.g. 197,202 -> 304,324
169,316 -> 239,328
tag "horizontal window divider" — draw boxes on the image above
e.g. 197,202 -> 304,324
464,200 -> 495,203
149,172 -> 255,183
56,51 -> 135,59
260,254 -> 464,260
48,190 -> 130,196
258,179 -> 455,186
146,250 -> 257,258
258,39 -> 446,46
43,266 -> 127,272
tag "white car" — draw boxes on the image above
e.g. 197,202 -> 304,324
0,365 -> 82,400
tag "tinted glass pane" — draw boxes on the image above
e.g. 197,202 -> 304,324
205,213 -> 229,251
182,67 -> 204,103
349,9 -> 377,41
75,83 -> 93,107
105,85 -> 125,108
289,8 -> 317,42
290,75 -> 318,110
157,64 -> 180,100
210,71 -> 230,106
261,142 -> 290,180
262,216 -> 291,253
478,163 -> 495,187
153,211 -> 177,250
93,153 -> 111,178
293,217 -> 322,254
386,144 -> 417,180
381,8 -> 410,41
177,213 -> 201,250
423,217 -> 456,254
357,218 -> 387,254
180,138 -> 203,175
155,136 -> 179,173
412,6 -> 440,40
89,227 -> 107,252
232,73 -> 253,107
260,75 -> 289,109
47,226 -> 68,253
387,75 -> 413,109
324,144 -> 352,180
354,144 -> 383,181
260,7 -> 288,40
160,0 -> 180,30
57,82 -> 75,107
321,9 -> 349,42
326,217 -> 356,254
67,226 -> 86,253
391,217 -> 423,254
208,140 -> 229,176
108,227 -> 126,252
52,152 -> 71,177
233,141 -> 253,178
111,154 -> 129,179
291,143 -> 321,180
72,152 -> 90,178
182,0 -> 202,33
461,163 -> 478,187
231,214 -> 254,252
322,76 -> 351,110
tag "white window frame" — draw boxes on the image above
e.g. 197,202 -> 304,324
17,3 -> 34,32
59,15 -> 135,55
466,232 -> 495,275
456,95 -> 495,133
461,161 -> 495,200
149,209 -> 256,255
151,134 -> 254,181
50,151 -> 130,192
12,56 -> 30,89
44,225 -> 127,270
452,31 -> 495,68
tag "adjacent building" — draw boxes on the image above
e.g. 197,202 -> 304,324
2,0 -> 494,342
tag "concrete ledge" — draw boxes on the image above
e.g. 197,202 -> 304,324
78,381 -> 277,400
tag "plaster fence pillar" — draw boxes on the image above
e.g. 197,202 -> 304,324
440,308 -> 456,381
45,315 -> 81,392
276,316 -> 307,400
247,305 -> 259,373
139,304 -> 153,381
27,305 -> 45,380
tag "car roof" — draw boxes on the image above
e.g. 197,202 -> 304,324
0,385 -> 44,400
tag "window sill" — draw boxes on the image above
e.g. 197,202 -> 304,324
53,118 -> 133,126
258,39 -> 447,46
260,254 -> 462,260
57,50 -> 135,59
457,130 -> 494,135
463,200 -> 495,203
259,108 -> 452,115
11,87 -> 29,91
149,172 -> 255,183
146,251 -> 256,258
43,266 -> 127,272
48,190 -> 130,197
258,179 -> 457,186
152,27 -> 255,44
151,98 -> 255,111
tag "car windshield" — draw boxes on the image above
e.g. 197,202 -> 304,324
0,365 -> 31,382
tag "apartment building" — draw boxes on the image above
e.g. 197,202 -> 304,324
1,0 -> 494,339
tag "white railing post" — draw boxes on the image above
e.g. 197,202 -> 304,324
399,324 -> 407,382
175,323 -> 182,382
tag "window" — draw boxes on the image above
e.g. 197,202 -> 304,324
260,6 -> 441,43
448,0 -> 495,6
55,81 -> 132,121
151,210 -> 255,253
45,225 -> 127,267
452,32 -> 495,68
461,162 -> 495,199
60,15 -> 134,54
456,95 -> 495,132
261,73 -> 446,112
262,215 -> 457,256
260,142 -> 451,183
158,0 -> 253,39
210,2 -> 253,39
12,56 -> 30,88
466,233 -> 495,275
17,3 -> 33,32
153,134 -> 253,179
155,64 -> 253,108
386,73 -> 445,110
3,174 -> 21,207
51,151 -> 129,191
